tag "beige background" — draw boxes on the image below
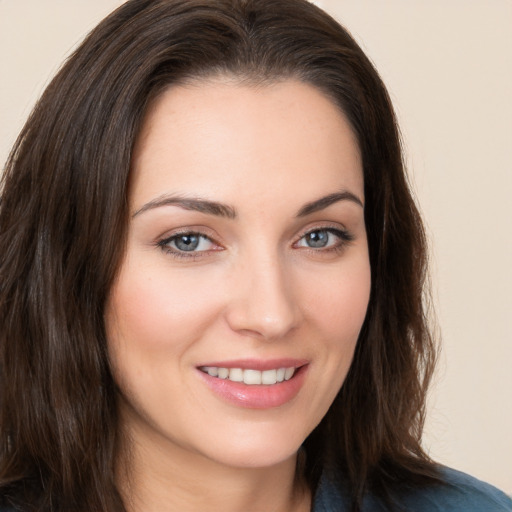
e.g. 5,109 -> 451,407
1,0 -> 511,494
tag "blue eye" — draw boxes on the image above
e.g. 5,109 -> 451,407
303,230 -> 330,248
159,232 -> 215,253
296,228 -> 352,250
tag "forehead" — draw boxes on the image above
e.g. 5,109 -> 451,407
130,79 -> 363,211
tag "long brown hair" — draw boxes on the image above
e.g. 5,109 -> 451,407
0,1 -> 438,510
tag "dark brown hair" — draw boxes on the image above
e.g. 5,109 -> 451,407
0,0 -> 439,510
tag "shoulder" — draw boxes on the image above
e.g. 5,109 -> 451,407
313,466 -> 512,512
397,466 -> 512,512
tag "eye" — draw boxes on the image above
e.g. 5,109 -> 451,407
295,228 -> 353,250
158,232 -> 217,255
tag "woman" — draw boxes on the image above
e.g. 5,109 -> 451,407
0,1 -> 510,511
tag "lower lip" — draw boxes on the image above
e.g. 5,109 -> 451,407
197,366 -> 308,409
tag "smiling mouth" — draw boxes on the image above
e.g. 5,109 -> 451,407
199,366 -> 296,385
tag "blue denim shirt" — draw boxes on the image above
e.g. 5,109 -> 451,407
313,466 -> 512,511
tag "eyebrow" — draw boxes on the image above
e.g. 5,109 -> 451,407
132,190 -> 363,219
296,191 -> 363,217
132,194 -> 237,219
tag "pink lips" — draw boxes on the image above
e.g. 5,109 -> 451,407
196,359 -> 308,409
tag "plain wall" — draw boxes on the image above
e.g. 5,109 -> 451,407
1,0 -> 511,493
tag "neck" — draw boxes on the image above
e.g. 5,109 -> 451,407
116,422 -> 311,512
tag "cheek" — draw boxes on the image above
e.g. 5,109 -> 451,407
104,260 -> 227,425
301,259 -> 371,343
287,258 -> 371,432
106,260 -> 224,357
301,254 -> 370,342
308,259 -> 370,384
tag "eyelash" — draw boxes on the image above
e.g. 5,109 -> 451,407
294,227 -> 354,254
157,230 -> 219,260
156,226 -> 354,260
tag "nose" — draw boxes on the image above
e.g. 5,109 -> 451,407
224,253 -> 301,341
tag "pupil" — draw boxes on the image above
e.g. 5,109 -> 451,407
307,230 -> 328,248
176,234 -> 199,251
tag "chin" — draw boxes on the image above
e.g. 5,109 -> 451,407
204,442 -> 300,470
189,417 -> 313,470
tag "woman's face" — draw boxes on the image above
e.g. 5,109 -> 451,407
106,79 -> 371,470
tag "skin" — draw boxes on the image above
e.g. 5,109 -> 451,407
106,79 -> 371,512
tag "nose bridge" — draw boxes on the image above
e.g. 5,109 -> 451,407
225,244 -> 300,340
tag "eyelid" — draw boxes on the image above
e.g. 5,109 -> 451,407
157,225 -> 221,243
294,222 -> 351,241
293,224 -> 355,251
155,223 -> 354,260
156,228 -> 224,258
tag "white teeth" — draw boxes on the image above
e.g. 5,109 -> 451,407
284,367 -> 295,381
243,369 -> 262,385
201,366 -> 296,385
261,369 -> 277,385
228,368 -> 243,382
217,367 -> 229,379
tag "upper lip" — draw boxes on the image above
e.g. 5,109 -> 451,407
196,358 -> 308,371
